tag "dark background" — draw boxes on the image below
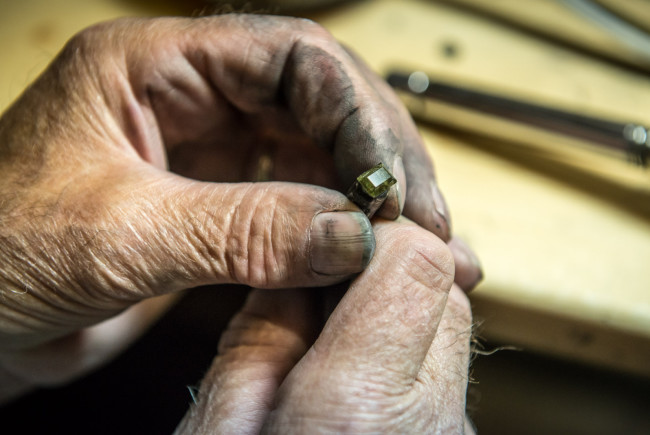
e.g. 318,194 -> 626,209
2,286 -> 649,434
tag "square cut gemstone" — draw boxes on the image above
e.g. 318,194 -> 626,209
357,163 -> 397,198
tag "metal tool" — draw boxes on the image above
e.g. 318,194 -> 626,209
387,70 -> 650,166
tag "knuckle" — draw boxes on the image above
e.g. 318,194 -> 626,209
54,22 -> 121,93
285,33 -> 357,149
60,18 -> 143,66
64,21 -> 113,54
276,15 -> 333,43
384,226 -> 455,293
288,16 -> 342,60
297,18 -> 333,41
67,18 -> 136,45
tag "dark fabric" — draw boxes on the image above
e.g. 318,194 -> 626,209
3,284 -> 650,434
0,285 -> 248,435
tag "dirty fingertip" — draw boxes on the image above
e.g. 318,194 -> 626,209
310,211 -> 376,276
430,181 -> 451,241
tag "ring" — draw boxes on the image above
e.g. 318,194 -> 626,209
346,163 -> 397,218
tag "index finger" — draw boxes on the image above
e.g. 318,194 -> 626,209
106,15 -> 446,235
129,15 -> 411,218
198,14 -> 450,238
309,218 -> 455,381
198,15 -> 409,211
343,47 -> 451,238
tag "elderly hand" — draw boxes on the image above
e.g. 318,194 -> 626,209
175,219 -> 474,434
0,14 -> 479,399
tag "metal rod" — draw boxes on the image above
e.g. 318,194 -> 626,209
387,71 -> 649,166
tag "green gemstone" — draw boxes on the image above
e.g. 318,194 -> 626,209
357,163 -> 397,198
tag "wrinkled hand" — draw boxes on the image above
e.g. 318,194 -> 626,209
176,219 -> 474,434
0,14 -> 479,397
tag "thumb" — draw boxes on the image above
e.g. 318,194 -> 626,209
85,163 -> 375,299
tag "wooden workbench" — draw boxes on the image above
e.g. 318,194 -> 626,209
1,0 -> 649,376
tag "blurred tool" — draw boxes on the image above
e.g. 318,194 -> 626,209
564,0 -> 650,60
434,0 -> 650,72
387,70 -> 650,166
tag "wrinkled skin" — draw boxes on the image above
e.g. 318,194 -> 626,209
0,14 -> 478,429
176,219 -> 475,434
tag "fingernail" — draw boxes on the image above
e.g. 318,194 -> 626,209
449,237 -> 484,292
392,155 -> 407,214
393,156 -> 406,214
430,181 -> 451,241
377,156 -> 406,220
310,211 -> 375,275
